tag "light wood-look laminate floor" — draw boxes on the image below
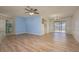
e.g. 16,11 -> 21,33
0,32 -> 79,52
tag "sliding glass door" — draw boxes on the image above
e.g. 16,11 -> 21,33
54,21 -> 66,32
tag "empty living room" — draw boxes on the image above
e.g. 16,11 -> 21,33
0,6 -> 79,52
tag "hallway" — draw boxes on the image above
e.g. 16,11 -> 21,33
0,32 -> 79,52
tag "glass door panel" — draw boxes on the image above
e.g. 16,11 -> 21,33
54,21 -> 65,32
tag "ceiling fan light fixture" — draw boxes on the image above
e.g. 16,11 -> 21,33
25,6 -> 39,15
29,12 -> 34,15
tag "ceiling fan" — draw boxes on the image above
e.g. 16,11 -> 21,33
25,6 -> 39,15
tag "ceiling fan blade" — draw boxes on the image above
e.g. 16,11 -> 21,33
25,8 -> 32,12
33,9 -> 38,11
34,12 -> 39,14
25,6 -> 39,15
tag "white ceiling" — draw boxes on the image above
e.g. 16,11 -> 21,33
0,6 -> 78,19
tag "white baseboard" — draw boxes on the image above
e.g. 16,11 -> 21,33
25,32 -> 44,36
14,32 -> 44,36
15,32 -> 26,35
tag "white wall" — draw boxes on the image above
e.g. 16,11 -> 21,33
45,19 -> 50,33
0,20 -> 5,32
0,19 -> 5,42
65,17 -> 72,34
72,9 -> 79,42
0,16 -> 6,43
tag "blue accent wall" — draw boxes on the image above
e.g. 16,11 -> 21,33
16,17 -> 26,34
25,16 -> 41,35
15,16 -> 42,35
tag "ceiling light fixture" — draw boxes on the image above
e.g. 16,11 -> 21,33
25,6 -> 39,16
29,12 -> 34,15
